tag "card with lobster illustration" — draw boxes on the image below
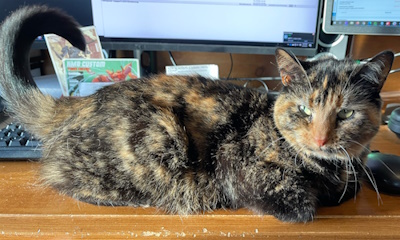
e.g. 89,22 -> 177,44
45,26 -> 104,96
63,58 -> 140,96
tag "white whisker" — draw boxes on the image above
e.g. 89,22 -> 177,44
329,152 -> 341,170
293,53 -> 312,91
354,157 -> 383,205
348,140 -> 371,153
341,64 -> 359,94
294,149 -> 301,167
339,162 -> 349,203
339,140 -> 382,204
338,146 -> 353,203
342,146 -> 359,201
259,137 -> 285,156
294,145 -> 306,167
348,159 -> 358,202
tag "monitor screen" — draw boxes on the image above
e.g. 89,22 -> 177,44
92,0 -> 322,56
323,0 -> 400,35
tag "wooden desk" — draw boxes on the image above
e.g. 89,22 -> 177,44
0,126 -> 399,239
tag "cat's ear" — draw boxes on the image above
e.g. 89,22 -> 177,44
275,48 -> 308,87
355,51 -> 394,91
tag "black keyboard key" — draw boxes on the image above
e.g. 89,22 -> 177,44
3,129 -> 11,137
4,137 -> 11,146
19,137 -> 28,146
15,129 -> 23,137
0,122 -> 42,160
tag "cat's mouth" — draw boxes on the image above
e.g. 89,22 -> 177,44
302,143 -> 363,161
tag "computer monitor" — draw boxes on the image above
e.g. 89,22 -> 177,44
91,0 -> 322,57
323,0 -> 400,35
0,0 -> 322,57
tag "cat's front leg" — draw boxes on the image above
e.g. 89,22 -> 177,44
239,165 -> 317,222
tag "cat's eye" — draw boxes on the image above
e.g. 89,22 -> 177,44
299,105 -> 312,116
338,109 -> 354,120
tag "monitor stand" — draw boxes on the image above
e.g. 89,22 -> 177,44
317,33 -> 349,59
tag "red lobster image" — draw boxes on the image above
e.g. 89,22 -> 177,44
92,63 -> 137,82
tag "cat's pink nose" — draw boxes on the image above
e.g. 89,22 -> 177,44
315,137 -> 328,147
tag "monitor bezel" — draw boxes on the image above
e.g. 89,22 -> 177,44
32,37 -> 321,57
322,0 -> 400,35
96,38 -> 320,57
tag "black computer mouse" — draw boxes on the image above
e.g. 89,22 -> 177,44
365,152 -> 400,195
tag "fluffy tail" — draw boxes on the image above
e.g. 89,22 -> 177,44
0,5 -> 85,136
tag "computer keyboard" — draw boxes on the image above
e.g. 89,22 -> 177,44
0,122 -> 42,160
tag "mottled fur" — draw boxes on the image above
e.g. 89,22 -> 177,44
0,6 -> 394,222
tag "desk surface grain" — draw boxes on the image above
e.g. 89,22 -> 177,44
0,126 -> 399,239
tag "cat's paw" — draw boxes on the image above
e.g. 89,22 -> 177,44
272,202 -> 316,223
252,187 -> 317,222
275,191 -> 317,222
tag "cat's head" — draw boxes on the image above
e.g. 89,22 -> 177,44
274,48 -> 394,161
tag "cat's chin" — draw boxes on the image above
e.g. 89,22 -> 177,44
300,144 -> 364,162
306,150 -> 349,161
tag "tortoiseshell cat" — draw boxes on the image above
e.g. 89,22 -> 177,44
0,6 -> 394,222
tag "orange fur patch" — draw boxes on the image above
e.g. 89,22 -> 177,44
281,74 -> 292,86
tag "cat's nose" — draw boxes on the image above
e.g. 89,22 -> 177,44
315,137 -> 328,147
